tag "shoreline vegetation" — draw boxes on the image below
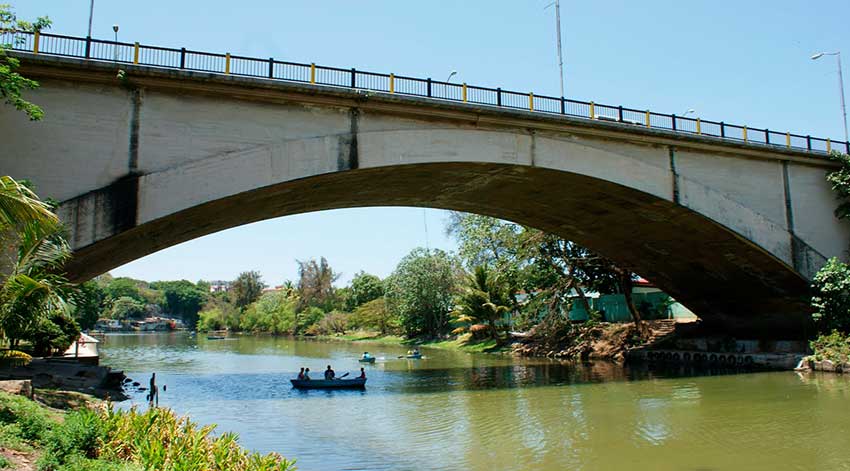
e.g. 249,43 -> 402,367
0,389 -> 295,471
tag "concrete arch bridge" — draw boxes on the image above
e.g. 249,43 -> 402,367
3,54 -> 849,337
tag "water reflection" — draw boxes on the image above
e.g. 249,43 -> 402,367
101,333 -> 850,471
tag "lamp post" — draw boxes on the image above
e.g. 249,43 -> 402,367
87,0 -> 94,38
446,70 -> 457,83
811,51 -> 848,143
112,24 -> 119,61
682,109 -> 696,117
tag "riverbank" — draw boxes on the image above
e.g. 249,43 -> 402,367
0,388 -> 295,471
314,330 -> 507,354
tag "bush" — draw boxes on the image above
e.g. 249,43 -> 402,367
0,392 -> 53,443
306,311 -> 348,336
97,406 -> 295,471
810,330 -> 850,364
43,409 -> 107,462
811,258 -> 850,333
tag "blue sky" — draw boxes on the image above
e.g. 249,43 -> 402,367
15,0 -> 850,286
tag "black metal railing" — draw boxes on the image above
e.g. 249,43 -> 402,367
5,30 -> 848,156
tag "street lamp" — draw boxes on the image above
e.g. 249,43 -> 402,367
112,24 -> 119,61
682,109 -> 696,117
87,0 -> 94,38
446,70 -> 457,83
811,51 -> 848,143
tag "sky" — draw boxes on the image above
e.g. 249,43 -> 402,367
14,0 -> 850,286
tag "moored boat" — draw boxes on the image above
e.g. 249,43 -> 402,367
290,378 -> 366,389
206,335 -> 226,340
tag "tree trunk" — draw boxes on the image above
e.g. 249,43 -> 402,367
620,273 -> 648,337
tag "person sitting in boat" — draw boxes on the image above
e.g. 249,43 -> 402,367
303,368 -> 311,380
324,365 -> 335,380
358,367 -> 366,379
297,368 -> 305,380
362,352 -> 372,360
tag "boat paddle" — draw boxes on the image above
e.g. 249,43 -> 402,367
337,372 -> 349,379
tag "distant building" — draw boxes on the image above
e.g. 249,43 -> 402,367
209,280 -> 231,293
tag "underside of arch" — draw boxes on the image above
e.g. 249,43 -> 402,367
62,162 -> 812,338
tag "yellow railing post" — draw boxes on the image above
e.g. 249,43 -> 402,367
786,132 -> 791,148
590,101 -> 595,119
225,53 -> 231,74
389,73 -> 395,93
310,63 -> 316,84
696,118 -> 702,135
743,126 -> 748,142
462,83 -> 467,103
645,110 -> 651,127
529,93 -> 534,111
827,138 -> 832,153
33,31 -> 40,54
133,42 -> 140,64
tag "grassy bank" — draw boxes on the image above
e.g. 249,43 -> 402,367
315,330 -> 508,354
0,391 -> 295,471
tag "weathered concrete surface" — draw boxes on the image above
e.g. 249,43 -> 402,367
3,53 -> 850,337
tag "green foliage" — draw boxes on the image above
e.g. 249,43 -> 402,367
451,265 -> 511,338
296,257 -> 339,312
0,391 -> 52,443
306,311 -> 348,336
296,306 -> 325,334
40,409 -> 107,467
826,151 -> 850,221
230,271 -> 265,310
239,291 -> 296,335
71,280 -> 107,330
811,257 -> 850,332
809,330 -> 850,364
103,278 -> 145,304
349,298 -> 398,335
348,271 -> 384,310
25,311 -> 79,356
97,406 -> 295,471
149,280 -> 207,328
1,219 -> 74,349
108,296 -> 145,321
385,248 -> 459,338
0,5 -> 52,120
0,454 -> 9,469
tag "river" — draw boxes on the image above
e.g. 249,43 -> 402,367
101,332 -> 850,471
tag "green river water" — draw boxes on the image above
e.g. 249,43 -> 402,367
101,333 -> 850,471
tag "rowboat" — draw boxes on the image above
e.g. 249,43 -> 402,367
406,353 -> 422,359
206,335 -> 226,340
290,378 -> 366,389
359,357 -> 376,363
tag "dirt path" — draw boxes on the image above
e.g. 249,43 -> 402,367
1,448 -> 38,471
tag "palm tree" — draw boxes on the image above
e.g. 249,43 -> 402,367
451,266 -> 512,338
0,176 -> 73,349
1,224 -> 73,348
0,175 -> 59,238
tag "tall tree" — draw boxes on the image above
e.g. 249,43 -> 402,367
71,280 -> 106,330
385,248 -> 459,338
230,271 -> 265,310
150,280 -> 207,327
0,4 -> 51,120
296,257 -> 339,312
348,271 -> 384,310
